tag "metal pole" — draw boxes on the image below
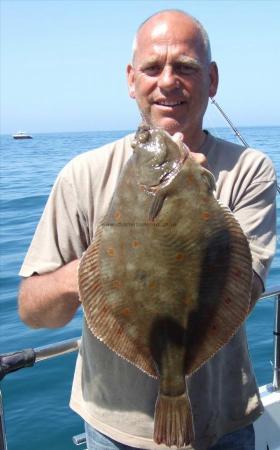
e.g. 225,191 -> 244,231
0,390 -> 7,450
272,293 -> 280,390
260,286 -> 280,300
0,337 -> 80,450
210,97 -> 249,147
34,338 -> 80,363
0,338 -> 81,381
210,97 -> 280,194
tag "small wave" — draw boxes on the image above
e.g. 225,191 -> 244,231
0,194 -> 48,211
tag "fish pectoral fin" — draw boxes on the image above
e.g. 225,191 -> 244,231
149,193 -> 166,221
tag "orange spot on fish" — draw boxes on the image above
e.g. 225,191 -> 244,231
233,269 -> 241,278
175,253 -> 184,261
187,174 -> 194,184
149,281 -> 157,289
100,305 -> 109,315
114,210 -> 121,222
112,280 -> 122,289
201,196 -> 208,203
121,307 -> 132,317
132,240 -> 140,249
107,247 -> 115,257
184,296 -> 196,306
202,211 -> 210,221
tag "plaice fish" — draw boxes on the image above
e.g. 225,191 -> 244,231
78,125 -> 252,448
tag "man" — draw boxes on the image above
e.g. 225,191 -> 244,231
18,9 -> 276,450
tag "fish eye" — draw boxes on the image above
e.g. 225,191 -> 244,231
135,125 -> 150,144
138,131 -> 150,143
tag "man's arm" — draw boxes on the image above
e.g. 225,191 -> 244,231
250,271 -> 264,312
18,259 -> 80,329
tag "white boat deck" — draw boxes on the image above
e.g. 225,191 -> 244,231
255,384 -> 280,449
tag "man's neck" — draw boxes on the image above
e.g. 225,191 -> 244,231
183,129 -> 206,153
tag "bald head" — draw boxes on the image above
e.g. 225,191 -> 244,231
126,8 -> 218,145
132,10 -> 212,65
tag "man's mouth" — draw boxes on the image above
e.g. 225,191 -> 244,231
154,100 -> 186,107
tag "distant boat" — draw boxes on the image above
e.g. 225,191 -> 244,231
12,131 -> 32,140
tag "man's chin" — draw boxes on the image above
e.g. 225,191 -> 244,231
149,117 -> 185,135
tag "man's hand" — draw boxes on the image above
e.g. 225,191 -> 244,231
189,151 -> 208,168
172,131 -> 208,168
18,259 -> 81,328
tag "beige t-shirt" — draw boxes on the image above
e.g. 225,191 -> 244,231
20,131 -> 277,450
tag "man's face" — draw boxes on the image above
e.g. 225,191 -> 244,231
127,15 -> 218,142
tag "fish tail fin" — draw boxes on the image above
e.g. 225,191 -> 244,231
154,392 -> 194,447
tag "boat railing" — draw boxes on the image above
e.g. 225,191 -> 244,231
0,285 -> 280,450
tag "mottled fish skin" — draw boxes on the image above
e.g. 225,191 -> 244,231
78,125 -> 252,447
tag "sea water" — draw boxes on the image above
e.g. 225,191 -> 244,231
0,127 -> 279,450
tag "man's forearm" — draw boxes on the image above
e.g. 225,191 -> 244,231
18,259 -> 81,328
18,257 -> 263,329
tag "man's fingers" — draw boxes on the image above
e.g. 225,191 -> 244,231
189,151 -> 208,168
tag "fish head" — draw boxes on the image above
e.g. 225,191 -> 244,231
131,125 -> 188,188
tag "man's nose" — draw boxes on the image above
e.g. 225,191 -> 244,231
157,66 -> 178,90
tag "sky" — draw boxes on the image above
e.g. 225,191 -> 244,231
1,0 -> 279,134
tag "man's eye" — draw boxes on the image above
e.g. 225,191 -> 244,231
143,66 -> 161,76
175,64 -> 197,75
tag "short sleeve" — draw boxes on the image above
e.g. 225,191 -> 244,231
19,171 -> 89,277
232,153 -> 277,286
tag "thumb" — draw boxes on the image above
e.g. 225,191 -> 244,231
189,151 -> 208,169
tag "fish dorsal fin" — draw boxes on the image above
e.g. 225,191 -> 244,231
78,225 -> 158,378
201,167 -> 216,193
185,201 -> 252,374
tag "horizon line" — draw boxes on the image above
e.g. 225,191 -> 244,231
1,124 -> 280,136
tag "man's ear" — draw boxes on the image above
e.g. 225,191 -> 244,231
209,61 -> 219,98
127,64 -> 136,99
